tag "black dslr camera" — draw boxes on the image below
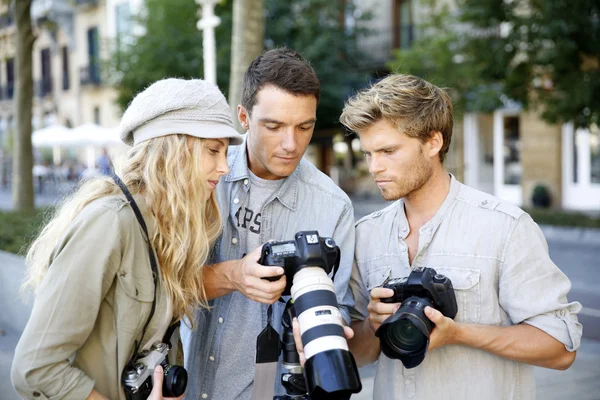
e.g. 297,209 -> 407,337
260,231 -> 340,296
259,231 -> 361,400
122,342 -> 187,400
377,267 -> 458,368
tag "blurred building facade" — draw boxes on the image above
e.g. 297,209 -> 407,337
0,0 -> 141,147
351,0 -> 600,211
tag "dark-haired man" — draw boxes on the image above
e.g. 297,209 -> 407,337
182,48 -> 355,400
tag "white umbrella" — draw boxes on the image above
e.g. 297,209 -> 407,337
70,123 -> 121,147
71,123 -> 122,169
31,124 -> 73,147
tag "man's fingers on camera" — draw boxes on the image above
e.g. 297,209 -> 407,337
292,318 -> 307,367
368,300 -> 398,316
370,287 -> 395,301
255,264 -> 285,279
343,326 -> 354,340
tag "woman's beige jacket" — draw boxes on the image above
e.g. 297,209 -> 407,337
12,194 -> 172,400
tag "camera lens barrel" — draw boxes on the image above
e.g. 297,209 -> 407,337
376,296 -> 434,369
290,267 -> 361,399
162,364 -> 188,397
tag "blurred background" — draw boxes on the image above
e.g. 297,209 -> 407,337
0,0 -> 599,399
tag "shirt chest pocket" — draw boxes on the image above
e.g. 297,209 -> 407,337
114,268 -> 156,333
431,266 -> 481,324
358,257 -> 398,292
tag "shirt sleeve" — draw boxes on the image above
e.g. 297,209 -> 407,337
349,258 -> 369,321
332,203 -> 356,325
11,202 -> 123,399
498,213 -> 582,351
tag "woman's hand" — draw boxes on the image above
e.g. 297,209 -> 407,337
148,365 -> 184,400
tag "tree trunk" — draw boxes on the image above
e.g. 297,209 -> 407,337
228,0 -> 264,132
13,0 -> 35,212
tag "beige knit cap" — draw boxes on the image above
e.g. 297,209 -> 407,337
119,78 -> 243,146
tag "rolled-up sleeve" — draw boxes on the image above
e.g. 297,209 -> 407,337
11,204 -> 123,399
498,214 -> 582,351
332,203 -> 356,325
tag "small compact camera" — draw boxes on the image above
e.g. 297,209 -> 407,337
122,342 -> 187,400
377,267 -> 458,368
259,231 -> 340,296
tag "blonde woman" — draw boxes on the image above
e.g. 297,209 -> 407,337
11,79 -> 243,400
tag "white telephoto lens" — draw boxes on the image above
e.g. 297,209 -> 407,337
291,267 -> 348,360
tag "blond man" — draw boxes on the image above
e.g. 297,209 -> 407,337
341,74 -> 582,400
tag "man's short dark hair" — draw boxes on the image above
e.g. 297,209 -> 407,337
241,47 -> 320,114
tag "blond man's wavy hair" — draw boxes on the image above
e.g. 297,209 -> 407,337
23,135 -> 222,325
340,74 -> 453,162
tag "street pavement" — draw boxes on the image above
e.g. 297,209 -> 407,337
1,190 -> 599,399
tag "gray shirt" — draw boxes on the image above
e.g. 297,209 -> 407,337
212,170 -> 284,400
181,137 -> 355,400
350,175 -> 582,400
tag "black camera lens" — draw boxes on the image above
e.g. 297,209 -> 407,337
376,296 -> 435,368
383,318 -> 427,352
162,364 -> 188,397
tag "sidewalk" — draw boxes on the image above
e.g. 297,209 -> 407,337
2,251 -> 600,399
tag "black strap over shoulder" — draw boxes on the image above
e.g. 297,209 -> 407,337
112,174 -> 159,364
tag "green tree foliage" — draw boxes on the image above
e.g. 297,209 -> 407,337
388,0 -> 600,128
112,0 -> 368,131
111,0 -> 233,110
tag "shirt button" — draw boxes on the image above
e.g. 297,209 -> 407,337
202,394 -> 208,399
232,238 -> 238,244
218,317 -> 224,323
209,355 -> 215,361
233,198 -> 240,204
244,179 -> 249,185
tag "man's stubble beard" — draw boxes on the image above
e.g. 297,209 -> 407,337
379,153 -> 432,201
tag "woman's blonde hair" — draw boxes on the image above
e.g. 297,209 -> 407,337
23,135 -> 222,325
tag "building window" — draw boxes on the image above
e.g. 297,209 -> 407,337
94,106 -> 100,125
62,46 -> 70,91
40,48 -> 52,97
6,58 -> 14,99
87,27 -> 100,83
394,0 -> 414,50
503,116 -> 521,185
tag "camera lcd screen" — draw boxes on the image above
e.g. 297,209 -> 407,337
272,243 -> 296,254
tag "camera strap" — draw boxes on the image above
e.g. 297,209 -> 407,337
112,174 -> 159,367
251,304 -> 280,400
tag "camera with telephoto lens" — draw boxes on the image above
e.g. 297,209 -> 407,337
376,267 -> 458,369
122,342 -> 188,400
260,231 -> 362,400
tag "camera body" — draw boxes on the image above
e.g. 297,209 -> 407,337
259,231 -> 361,400
122,342 -> 187,400
381,266 -> 458,319
259,231 -> 340,296
376,267 -> 458,369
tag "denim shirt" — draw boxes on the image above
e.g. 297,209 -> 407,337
350,176 -> 582,400
181,138 -> 355,400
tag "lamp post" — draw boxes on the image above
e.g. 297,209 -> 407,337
196,0 -> 221,85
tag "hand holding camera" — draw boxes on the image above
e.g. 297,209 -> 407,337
367,287 -> 401,332
146,365 -> 184,400
230,245 -> 287,304
375,267 -> 458,369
